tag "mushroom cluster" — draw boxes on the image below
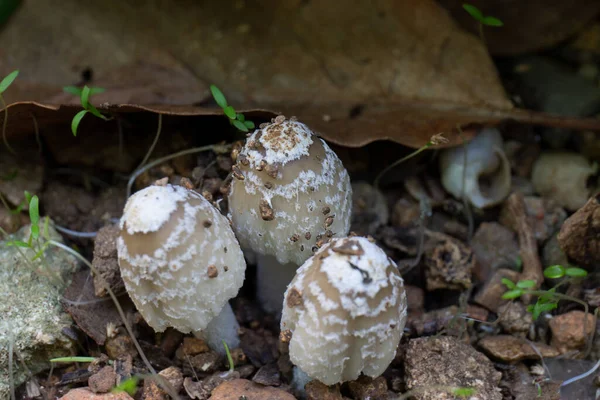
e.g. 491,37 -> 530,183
228,116 -> 353,313
117,183 -> 245,351
281,236 -> 408,385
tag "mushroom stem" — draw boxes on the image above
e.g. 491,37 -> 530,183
256,254 -> 298,316
195,303 -> 240,354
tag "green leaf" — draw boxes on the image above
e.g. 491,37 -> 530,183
232,119 -> 249,132
50,356 -> 97,363
86,103 -> 108,120
516,280 -> 536,289
501,278 -> 516,289
482,16 -> 503,27
565,267 -> 588,278
81,85 -> 91,109
112,376 -> 140,396
30,224 -> 39,240
210,84 -> 228,109
0,70 -> 19,94
6,240 -> 30,248
502,289 -> 523,300
244,120 -> 255,130
223,106 -> 236,119
529,302 -> 557,320
71,110 -> 88,136
63,86 -> 83,96
32,243 -> 49,261
23,190 -> 32,205
462,4 -> 483,22
29,195 -> 39,225
223,340 -> 235,372
544,265 -> 566,279
236,113 -> 245,122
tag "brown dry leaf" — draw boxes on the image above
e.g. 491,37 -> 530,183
1,0 -> 600,150
438,0 -> 600,56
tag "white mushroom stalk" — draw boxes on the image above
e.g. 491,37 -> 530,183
281,236 -> 407,385
439,127 -> 511,209
117,184 -> 246,353
228,116 -> 352,314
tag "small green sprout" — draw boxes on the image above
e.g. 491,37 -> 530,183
452,387 -> 476,397
112,376 -> 140,396
63,85 -> 110,136
544,264 -> 588,279
210,84 -> 255,133
462,4 -> 503,27
50,356 -> 97,363
223,339 -> 235,372
0,69 -> 19,154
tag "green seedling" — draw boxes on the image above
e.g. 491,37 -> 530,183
50,356 -> 97,363
223,340 -> 235,372
462,3 -> 503,46
63,85 -> 110,136
112,376 -> 140,396
1,69 -> 19,154
210,84 -> 255,132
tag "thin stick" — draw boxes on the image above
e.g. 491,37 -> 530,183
30,112 -> 42,154
374,141 -> 433,189
1,94 -> 15,155
134,114 -> 163,172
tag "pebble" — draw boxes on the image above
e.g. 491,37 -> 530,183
474,268 -> 521,313
105,333 -> 137,360
91,224 -> 123,298
305,380 -> 343,400
470,222 -> 519,281
499,196 -> 567,243
478,335 -> 559,362
59,388 -> 134,400
88,366 -> 117,394
557,195 -> 600,268
210,379 -> 296,400
549,311 -> 596,354
497,302 -> 533,336
347,376 -> 388,400
423,232 -> 474,291
175,337 -> 210,359
252,363 -> 281,386
405,336 -> 502,400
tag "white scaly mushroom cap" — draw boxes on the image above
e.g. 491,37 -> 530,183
439,127 -> 511,209
281,236 -> 407,385
117,184 -> 246,333
228,116 -> 352,265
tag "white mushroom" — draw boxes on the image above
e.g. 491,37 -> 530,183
117,184 -> 246,352
281,236 -> 407,385
439,127 -> 511,208
531,151 -> 596,211
228,116 -> 352,314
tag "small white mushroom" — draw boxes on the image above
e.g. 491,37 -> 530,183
117,184 -> 246,352
281,236 -> 407,385
439,127 -> 511,208
531,151 -> 596,211
228,116 -> 352,314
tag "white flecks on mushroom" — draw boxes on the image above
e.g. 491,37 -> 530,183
531,151 -> 596,211
281,236 -> 407,385
117,184 -> 246,352
439,127 -> 511,209
228,116 -> 352,314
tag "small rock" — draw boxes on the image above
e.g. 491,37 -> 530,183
210,379 -> 297,400
305,380 -> 343,400
92,225 -> 123,297
474,268 -> 521,313
88,366 -> 117,394
557,195 -> 600,267
0,222 -> 79,398
229,347 -> 247,367
183,371 -> 240,400
429,212 -> 469,242
160,366 -> 184,394
549,311 -> 596,354
531,152 -> 595,211
0,205 -> 29,234
405,285 -> 425,314
185,351 -> 221,374
542,234 -> 569,269
175,337 -> 210,360
499,196 -> 567,243
347,376 -> 388,400
497,302 -> 533,336
105,332 -> 137,360
142,367 -> 184,400
501,363 -> 561,400
113,356 -> 132,386
423,231 -> 474,291
160,328 -> 184,357
405,336 -> 502,400
479,335 -> 559,363
470,222 -> 520,281
351,182 -> 389,236
252,363 -> 281,386
391,197 -> 420,228
407,305 -> 486,337
237,364 -> 256,379
59,388 -> 134,399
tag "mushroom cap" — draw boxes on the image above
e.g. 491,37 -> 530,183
281,236 -> 407,385
117,184 -> 246,333
228,117 -> 352,265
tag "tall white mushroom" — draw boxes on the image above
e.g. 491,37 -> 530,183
117,184 -> 246,352
227,116 -> 352,314
281,236 -> 407,385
